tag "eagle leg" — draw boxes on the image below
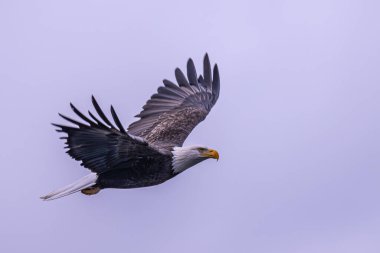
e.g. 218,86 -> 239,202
81,186 -> 101,195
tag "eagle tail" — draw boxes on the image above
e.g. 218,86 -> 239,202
40,173 -> 98,201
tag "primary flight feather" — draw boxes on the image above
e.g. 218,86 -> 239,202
41,54 -> 220,200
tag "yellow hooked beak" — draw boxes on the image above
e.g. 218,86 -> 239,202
202,149 -> 219,160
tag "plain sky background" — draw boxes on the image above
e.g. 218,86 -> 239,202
1,0 -> 379,252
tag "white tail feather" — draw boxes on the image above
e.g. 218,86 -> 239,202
40,173 -> 98,201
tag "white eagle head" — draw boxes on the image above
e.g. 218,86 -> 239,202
171,145 -> 219,174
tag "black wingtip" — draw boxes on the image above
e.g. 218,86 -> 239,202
110,105 -> 126,133
91,96 -> 116,129
52,122 -> 70,133
212,64 -> 220,85
51,123 -> 61,128
212,63 -> 220,102
91,95 -> 98,107
91,95 -> 100,109
58,113 -> 88,128
203,53 -> 212,86
70,102 -> 96,126
198,75 -> 204,84
213,64 -> 219,77
163,79 -> 178,89
186,58 -> 198,86
175,68 -> 190,87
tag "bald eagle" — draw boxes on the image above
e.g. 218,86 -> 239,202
41,54 -> 220,200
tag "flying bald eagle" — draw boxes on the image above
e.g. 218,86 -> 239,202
41,54 -> 220,200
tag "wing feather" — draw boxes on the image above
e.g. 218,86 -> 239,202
53,97 -> 155,174
128,54 -> 220,149
110,105 -> 126,133
212,64 -> 220,104
91,95 -> 116,129
187,58 -> 199,87
203,53 -> 212,91
175,68 -> 190,88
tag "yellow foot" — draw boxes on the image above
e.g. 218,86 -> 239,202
81,186 -> 101,195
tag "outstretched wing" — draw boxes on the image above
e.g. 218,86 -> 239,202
53,96 -> 159,174
127,54 -> 220,150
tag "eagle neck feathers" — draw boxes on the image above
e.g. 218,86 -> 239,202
171,146 -> 207,174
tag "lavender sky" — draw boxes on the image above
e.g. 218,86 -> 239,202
1,0 -> 379,252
